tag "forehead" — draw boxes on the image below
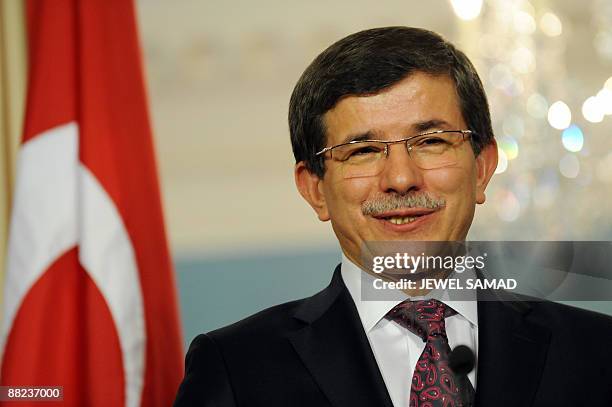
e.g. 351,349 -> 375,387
323,72 -> 465,144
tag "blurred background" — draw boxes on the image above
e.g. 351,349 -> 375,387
2,0 -> 611,348
133,0 -> 612,345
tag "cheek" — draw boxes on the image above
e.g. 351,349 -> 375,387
425,166 -> 477,198
324,176 -> 376,220
324,176 -> 378,245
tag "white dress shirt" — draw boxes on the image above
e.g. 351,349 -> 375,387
340,254 -> 478,407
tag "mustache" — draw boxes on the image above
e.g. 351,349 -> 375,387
361,193 -> 446,216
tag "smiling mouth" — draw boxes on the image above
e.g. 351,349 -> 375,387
373,209 -> 436,226
384,215 -> 421,225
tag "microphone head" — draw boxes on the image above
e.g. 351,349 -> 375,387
449,345 -> 475,376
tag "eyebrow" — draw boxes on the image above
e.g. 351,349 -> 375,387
413,119 -> 452,133
338,131 -> 377,145
337,119 -> 453,145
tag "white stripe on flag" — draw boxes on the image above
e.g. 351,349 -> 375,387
2,122 -> 146,407
79,165 -> 145,407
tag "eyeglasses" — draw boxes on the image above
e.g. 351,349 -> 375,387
315,129 -> 474,179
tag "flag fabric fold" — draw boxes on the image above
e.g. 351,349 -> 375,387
1,1 -> 184,405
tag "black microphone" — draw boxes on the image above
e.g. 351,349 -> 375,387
449,345 -> 475,407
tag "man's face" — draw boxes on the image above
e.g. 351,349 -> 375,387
295,72 -> 497,266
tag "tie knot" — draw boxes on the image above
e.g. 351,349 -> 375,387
386,299 -> 456,342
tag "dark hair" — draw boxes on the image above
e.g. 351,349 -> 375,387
288,26 -> 494,178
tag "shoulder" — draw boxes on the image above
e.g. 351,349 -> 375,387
480,292 -> 612,354
183,299 -> 307,381
527,300 -> 612,336
205,263 -> 345,346
489,289 -> 612,335
207,298 -> 306,344
175,293 -> 329,407
504,299 -> 612,363
184,264 -> 347,368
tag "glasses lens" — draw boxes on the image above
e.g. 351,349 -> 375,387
326,132 -> 468,177
333,141 -> 386,178
409,132 -> 464,169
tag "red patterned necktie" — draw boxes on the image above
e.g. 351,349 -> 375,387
386,299 -> 474,407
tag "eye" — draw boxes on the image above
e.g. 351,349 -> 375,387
417,136 -> 448,146
349,146 -> 382,156
334,142 -> 385,162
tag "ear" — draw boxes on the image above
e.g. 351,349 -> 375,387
294,161 -> 330,221
475,140 -> 498,205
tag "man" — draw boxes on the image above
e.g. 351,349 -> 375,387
174,27 -> 612,406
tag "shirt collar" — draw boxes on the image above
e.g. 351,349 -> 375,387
340,253 -> 478,332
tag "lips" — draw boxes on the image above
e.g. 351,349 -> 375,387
372,208 -> 436,220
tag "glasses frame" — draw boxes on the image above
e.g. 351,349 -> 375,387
315,129 -> 475,160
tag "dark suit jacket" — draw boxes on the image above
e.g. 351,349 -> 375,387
174,264 -> 612,406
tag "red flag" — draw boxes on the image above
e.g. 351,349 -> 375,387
1,1 -> 184,406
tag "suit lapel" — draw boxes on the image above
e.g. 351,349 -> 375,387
475,298 -> 551,407
287,265 -> 394,407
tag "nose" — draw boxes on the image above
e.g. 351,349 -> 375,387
378,142 -> 424,194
